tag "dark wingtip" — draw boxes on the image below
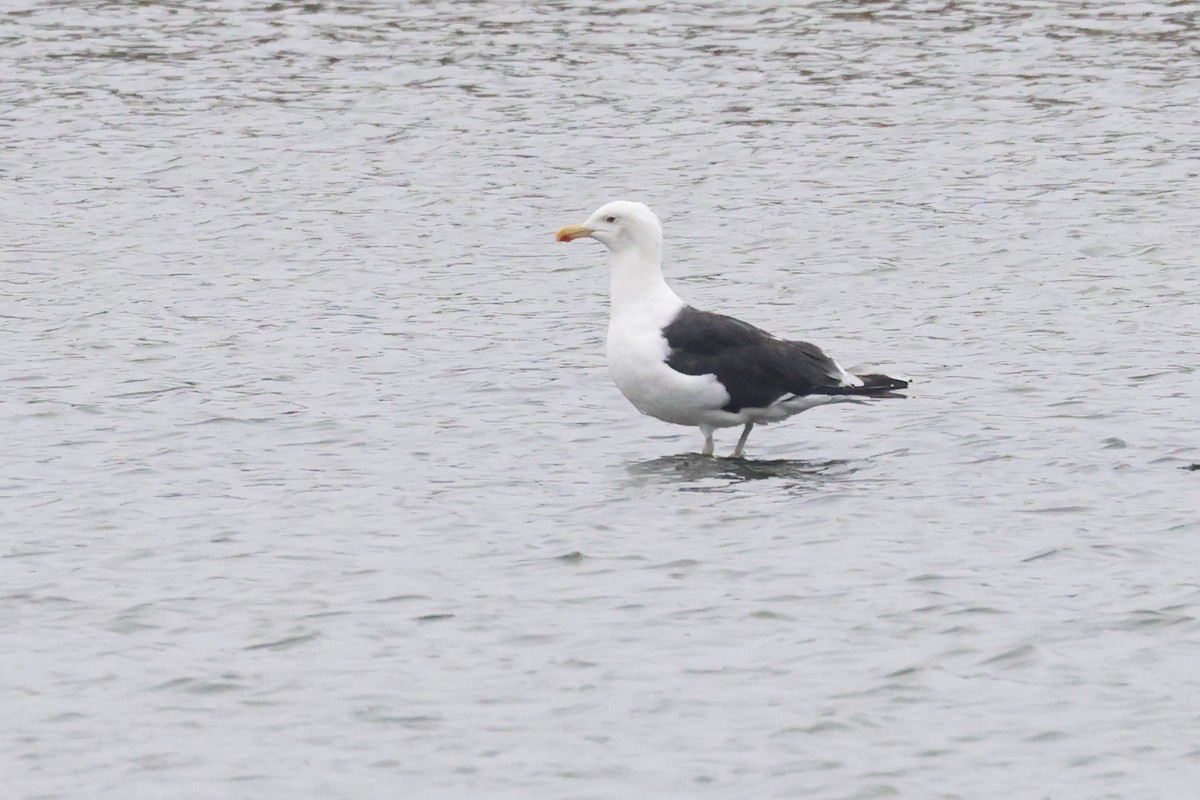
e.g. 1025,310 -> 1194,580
860,373 -> 909,392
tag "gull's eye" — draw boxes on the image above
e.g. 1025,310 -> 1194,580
605,215 -> 616,223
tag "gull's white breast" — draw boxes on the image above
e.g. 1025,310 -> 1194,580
606,305 -> 730,427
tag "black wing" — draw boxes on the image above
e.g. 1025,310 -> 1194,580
662,306 -> 905,412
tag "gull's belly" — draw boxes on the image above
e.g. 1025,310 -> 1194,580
606,323 -> 731,427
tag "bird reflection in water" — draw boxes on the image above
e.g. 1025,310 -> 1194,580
626,453 -> 860,488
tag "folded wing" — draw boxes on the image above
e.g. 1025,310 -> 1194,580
662,306 -> 907,412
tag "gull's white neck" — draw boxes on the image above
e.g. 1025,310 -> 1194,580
608,243 -> 683,321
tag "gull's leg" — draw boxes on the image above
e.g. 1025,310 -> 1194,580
699,425 -> 715,457
732,422 -> 754,459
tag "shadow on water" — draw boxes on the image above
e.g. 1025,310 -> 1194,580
627,453 -> 860,490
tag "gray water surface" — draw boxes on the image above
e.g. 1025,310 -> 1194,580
4,2 -> 1200,798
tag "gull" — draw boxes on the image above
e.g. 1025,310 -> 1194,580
556,201 -> 908,458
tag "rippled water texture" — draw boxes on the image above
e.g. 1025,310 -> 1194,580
4,1 -> 1200,797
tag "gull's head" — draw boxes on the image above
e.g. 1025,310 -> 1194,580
556,201 -> 663,254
